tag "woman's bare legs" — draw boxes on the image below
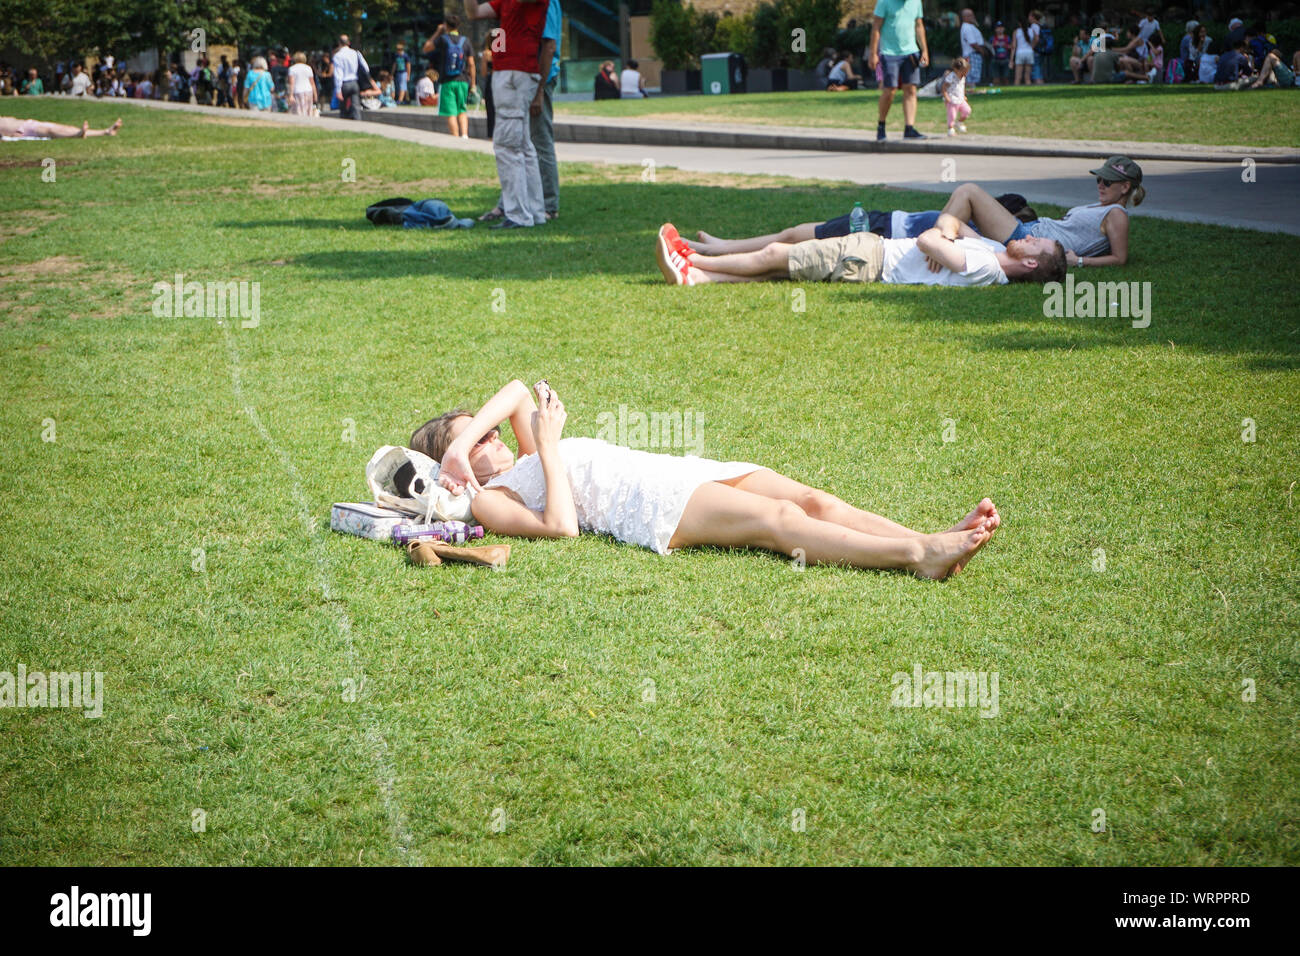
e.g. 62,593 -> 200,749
689,223 -> 819,255
669,481 -> 991,579
2,116 -> 121,139
44,118 -> 123,138
728,468 -> 999,537
941,182 -> 1020,243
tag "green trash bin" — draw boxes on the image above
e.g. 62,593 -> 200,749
701,53 -> 746,94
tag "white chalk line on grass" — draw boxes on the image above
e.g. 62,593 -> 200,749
220,321 -> 420,864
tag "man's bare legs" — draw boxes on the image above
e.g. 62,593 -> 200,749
879,83 -> 918,130
669,481 -> 993,579
878,86 -> 895,123
689,222 -> 820,255
941,182 -> 1019,243
684,242 -> 794,283
901,83 -> 918,126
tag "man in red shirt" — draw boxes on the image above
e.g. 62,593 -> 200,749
464,0 -> 551,228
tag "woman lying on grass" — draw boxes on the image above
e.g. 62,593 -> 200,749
413,380 -> 1001,580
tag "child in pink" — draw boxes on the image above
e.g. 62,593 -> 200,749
943,57 -> 972,135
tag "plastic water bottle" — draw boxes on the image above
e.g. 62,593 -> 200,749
392,521 -> 484,545
849,202 -> 866,234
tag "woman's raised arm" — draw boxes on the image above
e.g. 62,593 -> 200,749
439,379 -> 539,492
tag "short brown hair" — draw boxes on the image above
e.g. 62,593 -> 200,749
1022,240 -> 1067,284
410,409 -> 470,462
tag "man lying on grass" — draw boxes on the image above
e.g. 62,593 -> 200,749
416,379 -> 1001,579
655,213 -> 1066,287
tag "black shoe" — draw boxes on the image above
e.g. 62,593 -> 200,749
903,126 -> 926,139
876,124 -> 887,141
490,218 -> 527,230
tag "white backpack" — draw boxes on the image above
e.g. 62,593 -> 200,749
365,445 -> 475,523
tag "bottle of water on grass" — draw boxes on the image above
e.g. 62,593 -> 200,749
849,202 -> 866,234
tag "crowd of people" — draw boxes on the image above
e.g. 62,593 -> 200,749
808,7 -> 1300,100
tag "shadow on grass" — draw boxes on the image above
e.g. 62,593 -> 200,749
833,280 -> 1300,367
218,218 -> 367,230
216,178 -> 1299,364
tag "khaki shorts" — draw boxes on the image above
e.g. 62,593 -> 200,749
788,233 -> 885,283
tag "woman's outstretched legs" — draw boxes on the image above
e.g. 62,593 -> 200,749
728,468 -> 999,538
941,183 -> 1019,243
669,480 -> 992,579
689,223 -> 820,255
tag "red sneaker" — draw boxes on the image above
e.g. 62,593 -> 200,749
656,230 -> 693,286
659,222 -> 693,258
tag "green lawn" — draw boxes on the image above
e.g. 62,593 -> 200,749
557,84 -> 1300,147
1,100 -> 1298,865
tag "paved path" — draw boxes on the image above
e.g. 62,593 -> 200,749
114,99 -> 1300,235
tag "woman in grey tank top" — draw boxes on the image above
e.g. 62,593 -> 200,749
939,155 -> 1146,268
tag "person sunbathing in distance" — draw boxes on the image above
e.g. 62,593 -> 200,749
415,380 -> 1001,580
0,116 -> 122,139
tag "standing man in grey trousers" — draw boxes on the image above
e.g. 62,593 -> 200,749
464,0 -> 549,229
531,0 -> 562,220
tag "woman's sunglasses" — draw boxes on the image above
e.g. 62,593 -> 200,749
474,427 -> 500,447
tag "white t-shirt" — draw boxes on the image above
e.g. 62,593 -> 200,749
1135,17 -> 1159,58
882,236 -> 1007,286
415,76 -> 435,101
960,22 -> 985,56
942,71 -> 966,102
71,73 -> 91,95
288,62 -> 315,95
620,69 -> 643,97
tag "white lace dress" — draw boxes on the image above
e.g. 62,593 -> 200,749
484,437 -> 761,555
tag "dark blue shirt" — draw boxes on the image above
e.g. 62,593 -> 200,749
1215,50 -> 1249,83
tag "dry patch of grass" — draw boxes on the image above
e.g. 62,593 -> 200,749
0,255 -> 143,325
0,209 -> 64,244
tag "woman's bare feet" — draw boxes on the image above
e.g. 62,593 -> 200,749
690,230 -> 723,254
81,118 -> 122,138
947,497 -> 1000,534
910,528 -> 991,580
